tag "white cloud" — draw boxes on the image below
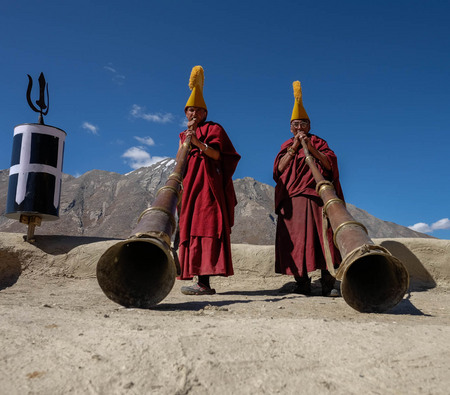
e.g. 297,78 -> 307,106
431,218 -> 450,230
408,222 -> 432,233
122,146 -> 167,170
82,122 -> 99,135
104,63 -> 125,85
112,74 -> 125,84
134,136 -> 155,146
130,104 -> 174,123
408,218 -> 450,233
104,65 -> 116,73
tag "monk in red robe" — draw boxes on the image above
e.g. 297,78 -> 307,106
178,66 -> 240,295
273,81 -> 344,296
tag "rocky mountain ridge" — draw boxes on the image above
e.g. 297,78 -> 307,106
0,159 -> 431,243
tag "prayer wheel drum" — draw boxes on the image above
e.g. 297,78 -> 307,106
6,123 -> 66,241
6,123 -> 66,220
302,140 -> 409,313
96,138 -> 192,308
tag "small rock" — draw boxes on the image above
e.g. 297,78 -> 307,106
124,382 -> 134,389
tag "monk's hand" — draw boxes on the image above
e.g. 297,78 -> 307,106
298,132 -> 312,150
292,133 -> 302,151
184,129 -> 200,147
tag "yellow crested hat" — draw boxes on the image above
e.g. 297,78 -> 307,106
291,81 -> 309,121
185,65 -> 207,110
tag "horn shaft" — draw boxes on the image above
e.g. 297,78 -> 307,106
301,139 -> 409,313
96,134 -> 192,308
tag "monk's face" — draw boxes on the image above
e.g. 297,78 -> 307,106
185,107 -> 207,123
290,119 -> 310,137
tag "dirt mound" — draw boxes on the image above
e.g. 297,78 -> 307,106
1,232 -> 449,394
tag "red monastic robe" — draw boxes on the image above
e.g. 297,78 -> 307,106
178,121 -> 240,280
273,134 -> 344,277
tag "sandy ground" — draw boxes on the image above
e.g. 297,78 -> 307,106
0,233 -> 449,394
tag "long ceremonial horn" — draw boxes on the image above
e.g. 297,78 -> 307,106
300,138 -> 409,313
96,124 -> 194,308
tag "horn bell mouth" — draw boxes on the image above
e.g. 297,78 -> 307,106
339,250 -> 409,313
96,238 -> 176,308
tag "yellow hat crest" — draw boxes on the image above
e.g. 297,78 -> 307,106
185,65 -> 207,110
291,81 -> 309,121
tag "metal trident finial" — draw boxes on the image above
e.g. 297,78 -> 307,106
26,72 -> 49,124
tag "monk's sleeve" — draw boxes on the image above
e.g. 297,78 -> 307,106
273,140 -> 293,214
204,124 -> 240,180
273,139 -> 293,182
204,123 -> 241,227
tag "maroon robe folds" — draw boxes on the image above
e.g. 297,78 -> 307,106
178,121 -> 240,280
273,134 -> 344,277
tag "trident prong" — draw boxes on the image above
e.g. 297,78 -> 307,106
26,72 -> 49,124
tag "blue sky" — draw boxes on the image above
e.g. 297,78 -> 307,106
1,0 -> 449,239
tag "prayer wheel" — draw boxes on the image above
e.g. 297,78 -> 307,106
5,73 -> 66,242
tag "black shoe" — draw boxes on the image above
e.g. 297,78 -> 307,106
320,272 -> 339,297
293,277 -> 311,295
181,283 -> 216,295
